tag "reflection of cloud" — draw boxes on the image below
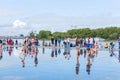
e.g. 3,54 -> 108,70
0,24 -> 12,27
0,61 -> 16,68
13,20 -> 27,28
2,76 -> 24,80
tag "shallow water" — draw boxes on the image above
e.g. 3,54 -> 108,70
0,46 -> 120,80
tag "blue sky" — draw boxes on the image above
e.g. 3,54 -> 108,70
0,0 -> 120,36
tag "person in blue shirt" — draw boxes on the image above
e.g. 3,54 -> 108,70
58,38 -> 61,47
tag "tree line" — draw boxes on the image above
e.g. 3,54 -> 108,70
29,27 -> 120,40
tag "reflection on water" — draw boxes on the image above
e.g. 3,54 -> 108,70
86,56 -> 92,75
34,52 -> 38,67
42,47 -> 45,54
75,52 -> 80,75
119,50 -> 120,62
0,45 -> 120,80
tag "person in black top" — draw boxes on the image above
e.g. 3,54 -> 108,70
51,37 -> 55,48
0,39 -> 2,44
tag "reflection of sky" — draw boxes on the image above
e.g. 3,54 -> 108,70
0,47 -> 120,80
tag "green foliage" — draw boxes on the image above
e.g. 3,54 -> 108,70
37,30 -> 51,39
29,31 -> 35,38
29,27 -> 120,40
52,32 -> 68,39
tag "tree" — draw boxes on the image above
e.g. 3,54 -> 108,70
37,30 -> 51,39
29,31 -> 35,38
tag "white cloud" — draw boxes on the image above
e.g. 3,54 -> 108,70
12,20 -> 27,28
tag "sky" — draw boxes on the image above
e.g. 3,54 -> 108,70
0,0 -> 120,36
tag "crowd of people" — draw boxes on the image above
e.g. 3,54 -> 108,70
0,36 -> 119,74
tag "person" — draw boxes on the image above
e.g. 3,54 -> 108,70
0,39 -> 2,50
83,38 -> 86,47
51,37 -> 54,48
104,43 -> 108,48
42,39 -> 45,47
93,38 -> 95,44
27,39 -> 32,54
7,38 -> 12,47
76,38 -> 80,59
0,42 -> 2,60
80,38 -> 83,48
34,37 -> 39,52
95,43 -> 99,56
58,38 -> 61,47
109,42 -> 114,57
55,39 -> 57,47
21,40 -> 27,55
15,39 -> 18,45
0,39 -> 2,45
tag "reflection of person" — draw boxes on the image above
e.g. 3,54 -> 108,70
55,48 -> 57,57
118,51 -> 120,62
86,46 -> 93,75
42,47 -> 45,54
19,52 -> 26,68
8,47 -> 13,56
86,63 -> 91,75
109,42 -> 114,57
34,52 -> 38,67
75,53 -> 80,75
86,57 -> 91,75
51,48 -> 54,58
58,48 -> 61,54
